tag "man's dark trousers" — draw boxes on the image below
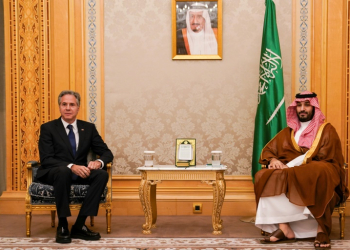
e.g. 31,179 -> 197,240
38,166 -> 109,217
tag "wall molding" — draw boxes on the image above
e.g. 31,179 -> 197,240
85,0 -> 104,135
0,177 -> 256,215
4,0 -> 51,192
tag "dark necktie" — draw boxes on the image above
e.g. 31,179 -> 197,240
67,124 -> 78,180
67,124 -> 76,156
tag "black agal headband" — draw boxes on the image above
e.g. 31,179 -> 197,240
295,92 -> 317,98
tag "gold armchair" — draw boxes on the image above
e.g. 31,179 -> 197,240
334,163 -> 348,239
25,161 -> 112,237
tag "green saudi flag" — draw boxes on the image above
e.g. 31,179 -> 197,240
251,0 -> 287,181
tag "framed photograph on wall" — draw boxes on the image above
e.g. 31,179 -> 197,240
172,0 -> 222,60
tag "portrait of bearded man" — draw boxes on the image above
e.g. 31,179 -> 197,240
176,2 -> 218,55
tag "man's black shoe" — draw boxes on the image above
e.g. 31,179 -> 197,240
56,226 -> 71,243
70,225 -> 101,241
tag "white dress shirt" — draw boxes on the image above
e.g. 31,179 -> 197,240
61,118 -> 103,169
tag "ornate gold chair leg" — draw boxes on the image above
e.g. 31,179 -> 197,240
51,210 -> 56,228
26,211 -> 31,237
90,216 -> 94,227
339,207 -> 345,239
106,208 -> 111,233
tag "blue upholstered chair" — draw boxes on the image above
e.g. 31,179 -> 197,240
25,160 -> 112,237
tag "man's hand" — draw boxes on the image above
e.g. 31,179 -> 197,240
268,158 -> 288,169
87,160 -> 102,170
71,164 -> 91,178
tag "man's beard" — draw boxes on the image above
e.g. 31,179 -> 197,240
191,23 -> 203,32
297,107 -> 315,122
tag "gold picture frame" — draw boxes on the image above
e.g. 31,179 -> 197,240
172,0 -> 222,60
175,138 -> 196,167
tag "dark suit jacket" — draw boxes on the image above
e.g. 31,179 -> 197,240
37,118 -> 114,180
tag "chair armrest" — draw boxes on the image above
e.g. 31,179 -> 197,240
105,162 -> 112,202
26,161 -> 41,205
27,161 -> 41,169
106,162 -> 112,170
26,161 -> 41,189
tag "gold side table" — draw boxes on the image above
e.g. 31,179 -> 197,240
137,165 -> 227,235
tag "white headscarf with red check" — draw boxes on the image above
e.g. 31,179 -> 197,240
286,91 -> 326,148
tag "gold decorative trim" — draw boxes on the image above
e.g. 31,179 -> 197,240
4,0 -> 19,191
145,171 -> 220,181
345,0 -> 350,165
40,0 -> 52,125
5,0 -> 51,191
112,174 -> 252,181
175,138 -> 196,167
303,122 -> 329,164
69,0 -> 76,89
171,0 -> 223,60
320,0 -> 328,115
259,129 -> 284,162
113,185 -> 253,193
290,130 -> 302,152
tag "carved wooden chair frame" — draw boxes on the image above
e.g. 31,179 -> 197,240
25,161 -> 112,237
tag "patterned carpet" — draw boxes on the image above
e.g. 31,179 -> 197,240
1,237 -> 350,250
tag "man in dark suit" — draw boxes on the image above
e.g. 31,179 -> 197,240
37,90 -> 113,243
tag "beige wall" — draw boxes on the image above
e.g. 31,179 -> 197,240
104,0 -> 292,175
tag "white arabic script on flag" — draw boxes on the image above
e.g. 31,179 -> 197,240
258,48 -> 283,104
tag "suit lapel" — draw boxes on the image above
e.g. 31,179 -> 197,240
55,118 -> 75,158
77,120 -> 86,156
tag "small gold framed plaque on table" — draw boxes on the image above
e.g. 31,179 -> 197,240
175,138 -> 196,167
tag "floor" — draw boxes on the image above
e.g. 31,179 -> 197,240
0,214 -> 349,240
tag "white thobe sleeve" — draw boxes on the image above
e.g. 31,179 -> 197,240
286,152 -> 308,168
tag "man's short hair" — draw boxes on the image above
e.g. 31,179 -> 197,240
58,90 -> 81,107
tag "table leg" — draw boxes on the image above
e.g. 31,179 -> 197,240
139,172 -> 158,234
212,172 -> 226,235
150,184 -> 157,228
139,172 -> 152,234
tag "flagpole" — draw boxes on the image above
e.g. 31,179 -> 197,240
242,0 -> 287,229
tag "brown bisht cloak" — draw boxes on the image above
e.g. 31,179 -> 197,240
254,123 -> 349,236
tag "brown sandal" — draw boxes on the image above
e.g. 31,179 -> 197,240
260,228 -> 297,244
314,232 -> 331,250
